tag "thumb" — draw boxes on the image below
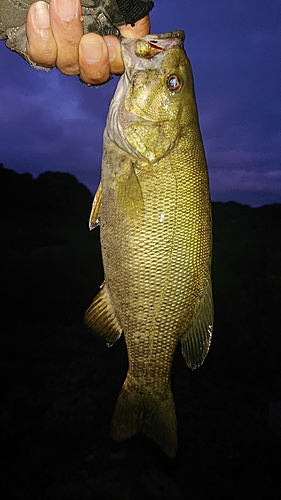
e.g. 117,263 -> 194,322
118,15 -> 150,39
105,15 -> 150,75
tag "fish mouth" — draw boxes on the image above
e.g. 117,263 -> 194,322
121,30 -> 185,73
133,31 -> 185,58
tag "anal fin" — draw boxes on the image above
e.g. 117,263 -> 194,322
181,277 -> 213,370
84,284 -> 122,346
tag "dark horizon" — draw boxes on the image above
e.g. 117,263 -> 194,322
1,161 -> 281,498
1,162 -> 281,211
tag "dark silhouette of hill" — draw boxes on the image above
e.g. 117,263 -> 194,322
0,163 -> 102,326
1,164 -> 280,499
0,163 -> 92,217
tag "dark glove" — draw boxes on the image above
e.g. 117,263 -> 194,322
0,0 -> 153,70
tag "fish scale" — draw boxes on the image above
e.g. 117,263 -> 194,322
85,30 -> 213,458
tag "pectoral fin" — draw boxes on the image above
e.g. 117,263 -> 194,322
181,278 -> 213,370
89,181 -> 102,230
84,283 -> 122,346
116,162 -> 144,220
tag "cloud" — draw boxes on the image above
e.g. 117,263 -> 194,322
0,0 -> 280,206
0,41 -> 118,191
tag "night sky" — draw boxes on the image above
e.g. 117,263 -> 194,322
0,0 -> 280,206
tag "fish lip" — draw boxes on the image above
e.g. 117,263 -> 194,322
120,30 -> 185,44
143,30 -> 185,42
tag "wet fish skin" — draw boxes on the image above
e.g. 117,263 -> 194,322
85,31 -> 213,458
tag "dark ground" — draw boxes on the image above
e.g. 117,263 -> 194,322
1,165 -> 281,499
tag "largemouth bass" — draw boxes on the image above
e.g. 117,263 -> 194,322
85,30 -> 213,458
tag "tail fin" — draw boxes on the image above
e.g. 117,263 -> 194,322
111,381 -> 178,458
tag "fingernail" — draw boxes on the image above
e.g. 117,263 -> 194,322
57,0 -> 78,20
34,1 -> 50,29
81,41 -> 103,63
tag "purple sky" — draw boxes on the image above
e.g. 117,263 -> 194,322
0,0 -> 280,206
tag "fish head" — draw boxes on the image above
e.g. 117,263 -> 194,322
122,31 -> 189,121
109,31 -> 197,163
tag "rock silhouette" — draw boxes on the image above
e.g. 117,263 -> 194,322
1,164 -> 280,499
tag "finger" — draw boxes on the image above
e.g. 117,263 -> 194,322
26,1 -> 57,67
104,35 -> 124,75
49,0 -> 83,75
118,15 -> 150,39
79,33 -> 110,85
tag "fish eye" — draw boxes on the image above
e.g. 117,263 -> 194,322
166,74 -> 182,93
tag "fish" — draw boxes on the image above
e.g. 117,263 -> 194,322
85,30 -> 213,458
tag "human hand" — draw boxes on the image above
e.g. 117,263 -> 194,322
26,0 -> 150,84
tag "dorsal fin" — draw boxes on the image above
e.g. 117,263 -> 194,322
89,182 -> 102,230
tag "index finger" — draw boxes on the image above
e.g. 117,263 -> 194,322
26,1 -> 57,67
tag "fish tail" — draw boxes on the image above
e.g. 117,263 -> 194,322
111,381 -> 178,458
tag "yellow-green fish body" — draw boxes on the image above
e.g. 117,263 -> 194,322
85,31 -> 213,458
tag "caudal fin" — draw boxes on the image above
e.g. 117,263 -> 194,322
111,382 -> 178,458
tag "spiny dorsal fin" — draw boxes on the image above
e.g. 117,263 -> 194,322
181,278 -> 213,370
89,181 -> 102,230
84,284 -> 122,346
